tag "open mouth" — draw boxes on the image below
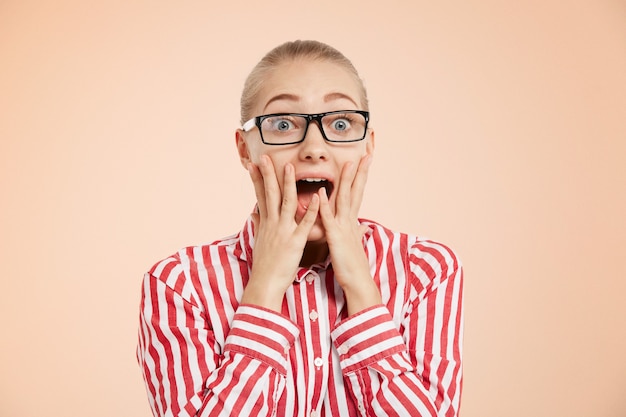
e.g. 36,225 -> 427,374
296,178 -> 333,208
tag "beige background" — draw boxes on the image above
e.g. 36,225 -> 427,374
1,1 -> 625,416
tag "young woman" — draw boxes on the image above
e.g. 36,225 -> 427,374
138,40 -> 463,417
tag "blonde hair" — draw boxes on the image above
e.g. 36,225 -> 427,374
240,40 -> 369,124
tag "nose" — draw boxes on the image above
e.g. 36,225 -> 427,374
299,121 -> 329,161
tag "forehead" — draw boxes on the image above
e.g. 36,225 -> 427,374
254,58 -> 363,114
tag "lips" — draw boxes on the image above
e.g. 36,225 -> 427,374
295,175 -> 334,209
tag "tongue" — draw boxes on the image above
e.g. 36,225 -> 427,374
297,182 -> 325,208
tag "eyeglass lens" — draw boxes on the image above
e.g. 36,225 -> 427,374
260,112 -> 366,144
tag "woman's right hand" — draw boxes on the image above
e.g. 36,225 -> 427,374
240,155 -> 320,312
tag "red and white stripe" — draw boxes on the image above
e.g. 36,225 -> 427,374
137,216 -> 464,416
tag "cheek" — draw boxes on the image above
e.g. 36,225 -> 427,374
339,147 -> 369,165
264,155 -> 288,189
246,142 -> 282,168
246,144 -> 264,165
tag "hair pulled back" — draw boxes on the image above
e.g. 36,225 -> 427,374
240,40 -> 368,124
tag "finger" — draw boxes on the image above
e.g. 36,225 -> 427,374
280,163 -> 298,221
250,211 -> 261,233
247,162 -> 268,219
295,192 -> 320,238
258,155 -> 281,220
349,155 -> 372,219
335,161 -> 357,218
317,186 -> 334,227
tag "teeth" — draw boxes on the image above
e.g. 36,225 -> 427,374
301,178 -> 326,182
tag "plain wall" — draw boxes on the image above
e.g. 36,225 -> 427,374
1,1 -> 625,416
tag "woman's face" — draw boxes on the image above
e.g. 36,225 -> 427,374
236,58 -> 375,243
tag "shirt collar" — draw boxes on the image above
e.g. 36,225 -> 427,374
237,214 -> 255,265
236,210 -> 375,280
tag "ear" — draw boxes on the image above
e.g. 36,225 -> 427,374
235,129 -> 252,168
365,128 -> 375,156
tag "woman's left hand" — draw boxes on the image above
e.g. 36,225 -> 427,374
318,154 -> 382,316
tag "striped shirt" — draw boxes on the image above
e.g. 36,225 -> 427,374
137,216 -> 463,416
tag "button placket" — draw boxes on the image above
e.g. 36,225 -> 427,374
313,357 -> 324,368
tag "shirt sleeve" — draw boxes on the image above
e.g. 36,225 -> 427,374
330,240 -> 464,417
137,266 -> 299,417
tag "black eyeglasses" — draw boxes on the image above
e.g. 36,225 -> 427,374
242,110 -> 370,145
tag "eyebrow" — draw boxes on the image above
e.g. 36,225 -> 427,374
263,92 -> 359,112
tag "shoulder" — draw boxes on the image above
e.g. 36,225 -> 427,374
148,233 -> 239,272
360,218 -> 462,290
145,232 -> 243,290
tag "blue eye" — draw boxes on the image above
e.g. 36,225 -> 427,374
275,119 -> 294,131
263,116 -> 301,132
332,119 -> 350,131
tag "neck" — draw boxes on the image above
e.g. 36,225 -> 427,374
300,241 -> 329,267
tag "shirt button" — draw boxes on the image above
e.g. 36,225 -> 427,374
338,345 -> 348,355
309,310 -> 318,321
314,357 -> 324,367
310,411 -> 318,417
305,274 -> 314,283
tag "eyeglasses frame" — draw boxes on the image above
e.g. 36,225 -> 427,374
241,110 -> 370,145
